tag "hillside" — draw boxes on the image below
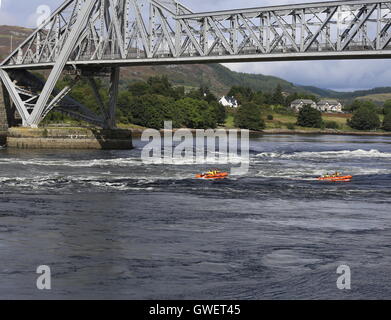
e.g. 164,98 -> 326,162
1,25 -> 391,101
120,63 -> 305,96
0,25 -> 32,61
356,93 -> 391,104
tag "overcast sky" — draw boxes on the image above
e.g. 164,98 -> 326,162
1,0 -> 391,91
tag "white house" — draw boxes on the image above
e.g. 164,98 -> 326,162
219,96 -> 239,108
290,99 -> 317,112
316,100 -> 343,113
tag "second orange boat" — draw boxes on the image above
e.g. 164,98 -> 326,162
196,170 -> 229,180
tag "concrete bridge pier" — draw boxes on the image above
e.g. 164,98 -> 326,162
0,85 -> 9,145
1,81 -> 133,150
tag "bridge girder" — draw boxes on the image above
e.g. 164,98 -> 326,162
1,0 -> 391,127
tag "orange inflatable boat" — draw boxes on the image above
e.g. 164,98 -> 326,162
318,173 -> 352,182
196,170 -> 229,180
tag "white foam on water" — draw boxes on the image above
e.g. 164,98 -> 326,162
0,157 -> 143,167
0,153 -> 248,168
256,149 -> 391,160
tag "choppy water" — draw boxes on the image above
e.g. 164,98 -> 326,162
0,134 -> 391,299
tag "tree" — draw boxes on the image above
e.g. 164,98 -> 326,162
187,86 -> 217,103
348,107 -> 381,131
296,105 -> 323,128
253,91 -> 266,105
346,99 -> 378,113
129,94 -> 180,129
210,101 -> 227,125
271,84 -> 285,105
234,102 -> 265,131
117,91 -> 134,124
382,111 -> 391,131
383,100 -> 391,115
227,86 -> 254,103
200,86 -> 218,104
128,81 -> 150,97
147,76 -> 172,96
177,98 -> 217,129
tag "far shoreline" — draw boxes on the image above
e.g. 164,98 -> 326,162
259,129 -> 391,137
129,127 -> 391,137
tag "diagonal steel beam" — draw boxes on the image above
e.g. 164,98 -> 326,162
271,11 -> 300,52
108,0 -> 127,59
179,20 -> 205,56
238,14 -> 266,54
156,8 -> 177,57
0,69 -> 30,124
131,0 -> 151,58
207,17 -> 235,55
340,4 -> 377,50
29,0 -> 97,126
303,7 -> 338,52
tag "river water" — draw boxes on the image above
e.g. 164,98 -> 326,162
0,134 -> 391,299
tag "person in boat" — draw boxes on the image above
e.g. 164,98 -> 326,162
206,170 -> 220,176
322,172 -> 342,178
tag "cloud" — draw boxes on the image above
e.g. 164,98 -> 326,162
1,0 -> 390,90
0,11 -> 16,25
224,60 -> 391,91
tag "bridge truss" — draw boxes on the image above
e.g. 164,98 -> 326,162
1,0 -> 391,127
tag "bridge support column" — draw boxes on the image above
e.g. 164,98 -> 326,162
1,82 -> 16,129
108,67 -> 120,129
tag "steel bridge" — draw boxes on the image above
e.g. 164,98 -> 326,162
1,0 -> 391,128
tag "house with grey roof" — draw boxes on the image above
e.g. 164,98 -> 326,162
316,100 -> 343,113
290,99 -> 317,112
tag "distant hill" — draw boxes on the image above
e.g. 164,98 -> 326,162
120,63 -> 307,96
355,93 -> 391,104
0,25 -> 32,60
1,25 -> 391,102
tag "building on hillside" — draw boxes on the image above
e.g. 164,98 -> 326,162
219,96 -> 239,108
290,99 -> 317,112
316,100 -> 343,113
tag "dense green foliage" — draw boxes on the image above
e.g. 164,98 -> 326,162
348,107 -> 381,131
382,112 -> 391,131
234,103 -> 265,131
345,99 -> 380,113
323,120 -> 340,130
50,76 -> 226,129
296,105 -> 323,128
383,100 -> 391,115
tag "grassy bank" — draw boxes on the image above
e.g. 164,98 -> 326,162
225,111 -> 390,135
30,111 -> 390,136
265,113 -> 354,132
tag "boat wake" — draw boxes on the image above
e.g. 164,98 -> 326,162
256,149 -> 391,160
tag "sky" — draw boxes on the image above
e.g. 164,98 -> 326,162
1,0 -> 391,91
